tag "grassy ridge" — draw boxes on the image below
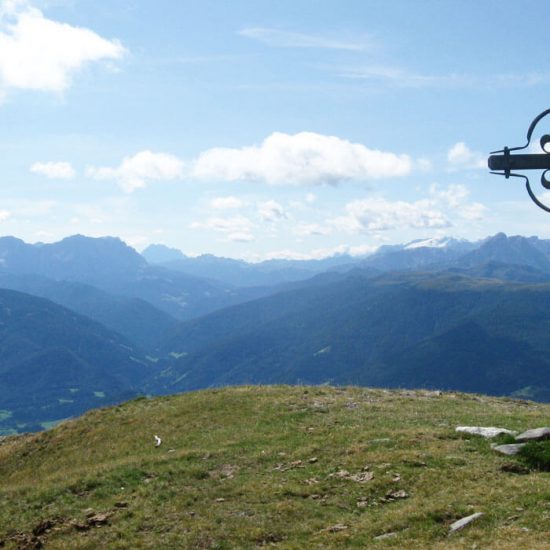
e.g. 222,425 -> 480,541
0,386 -> 549,548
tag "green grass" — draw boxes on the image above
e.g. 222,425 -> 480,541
0,386 -> 548,549
519,441 -> 550,472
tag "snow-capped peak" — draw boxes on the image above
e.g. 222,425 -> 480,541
404,237 -> 455,250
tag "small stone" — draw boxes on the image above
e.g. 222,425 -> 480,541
456,426 -> 517,438
356,500 -> 368,508
386,489 -> 408,500
449,512 -> 484,533
304,478 -> 319,485
308,457 -> 318,463
515,427 -> 550,442
87,513 -> 111,526
349,471 -> 374,483
492,444 -> 525,456
83,508 -> 95,518
215,498 -> 225,503
114,501 -> 128,508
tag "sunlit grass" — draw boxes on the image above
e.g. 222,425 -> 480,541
0,386 -> 548,549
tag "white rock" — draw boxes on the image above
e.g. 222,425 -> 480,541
374,532 -> 397,540
455,426 -> 517,438
449,512 -> 484,533
492,443 -> 525,456
515,427 -> 550,442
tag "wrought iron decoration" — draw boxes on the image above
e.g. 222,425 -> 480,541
488,108 -> 550,212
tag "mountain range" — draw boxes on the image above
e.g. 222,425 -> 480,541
2,231 -> 550,433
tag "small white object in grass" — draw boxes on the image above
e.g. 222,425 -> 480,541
154,435 -> 162,447
449,512 -> 484,533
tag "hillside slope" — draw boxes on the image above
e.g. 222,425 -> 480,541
155,272 -> 550,400
0,386 -> 548,549
0,289 -> 156,434
0,272 -> 177,349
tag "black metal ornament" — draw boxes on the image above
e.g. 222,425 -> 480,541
488,109 -> 550,212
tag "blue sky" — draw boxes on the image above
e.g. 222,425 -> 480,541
2,0 -> 550,259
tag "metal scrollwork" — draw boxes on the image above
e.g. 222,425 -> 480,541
488,108 -> 550,212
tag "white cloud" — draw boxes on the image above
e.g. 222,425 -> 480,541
447,142 -> 486,169
259,243 -> 378,261
226,232 -> 255,243
332,197 -> 450,234
257,200 -> 287,222
430,183 -> 487,221
190,215 -> 255,242
305,193 -> 317,203
30,160 -> 75,179
87,150 -> 185,193
193,131 -> 412,186
339,65 -> 550,90
0,209 -> 11,221
209,196 -> 245,210
0,1 -> 126,95
459,202 -> 487,221
239,27 -> 369,51
293,222 -> 332,237
330,184 -> 487,235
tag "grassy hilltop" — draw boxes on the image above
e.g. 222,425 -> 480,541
0,386 -> 549,549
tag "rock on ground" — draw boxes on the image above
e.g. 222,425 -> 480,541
492,444 -> 526,456
455,426 -> 517,438
449,512 -> 484,533
515,427 -> 550,442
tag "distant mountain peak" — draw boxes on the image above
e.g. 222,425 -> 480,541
142,243 -> 186,264
404,237 -> 458,250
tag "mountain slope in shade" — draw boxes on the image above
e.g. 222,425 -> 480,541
0,235 -> 274,321
154,271 -> 550,401
359,237 -> 478,271
457,233 -> 550,272
141,243 -> 186,263
0,272 -> 177,349
0,235 -> 147,285
142,243 -> 360,287
0,289 -> 157,434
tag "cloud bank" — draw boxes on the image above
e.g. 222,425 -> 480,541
87,150 -> 184,193
447,142 -> 486,170
193,131 -> 412,186
0,0 -> 126,95
30,161 -> 75,179
331,184 -> 486,234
